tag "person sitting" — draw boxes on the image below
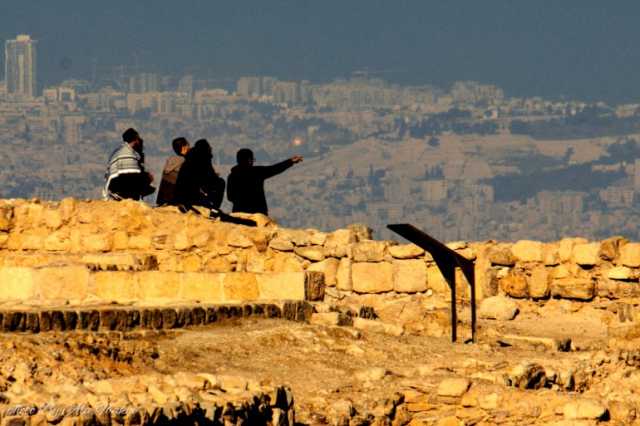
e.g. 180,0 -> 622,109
103,128 -> 155,201
175,139 -> 225,210
156,137 -> 190,206
226,148 -> 303,216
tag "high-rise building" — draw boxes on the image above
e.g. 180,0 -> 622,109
5,34 -> 37,98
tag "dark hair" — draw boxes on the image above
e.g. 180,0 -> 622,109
190,139 -> 212,161
172,137 -> 189,155
122,128 -> 139,143
236,148 -> 254,164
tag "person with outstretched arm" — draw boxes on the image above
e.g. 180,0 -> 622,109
227,148 -> 303,215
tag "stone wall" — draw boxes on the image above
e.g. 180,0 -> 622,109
0,199 -> 639,307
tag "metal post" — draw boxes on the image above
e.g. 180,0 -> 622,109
387,223 -> 477,344
443,265 -> 457,343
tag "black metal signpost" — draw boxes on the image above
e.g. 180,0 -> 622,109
387,224 -> 477,343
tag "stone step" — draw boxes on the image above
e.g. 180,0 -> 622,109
0,267 -> 325,306
0,301 -> 313,334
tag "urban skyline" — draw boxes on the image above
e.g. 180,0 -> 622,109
2,2 -> 640,103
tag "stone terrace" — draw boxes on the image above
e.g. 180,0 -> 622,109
2,199 -> 640,425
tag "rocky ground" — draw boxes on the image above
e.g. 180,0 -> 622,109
0,294 -> 639,425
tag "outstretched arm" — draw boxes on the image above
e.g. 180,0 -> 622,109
259,156 -> 303,179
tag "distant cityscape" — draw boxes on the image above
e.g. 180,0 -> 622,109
2,34 -> 640,242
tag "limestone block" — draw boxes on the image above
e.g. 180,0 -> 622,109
276,228 -> 311,246
488,245 -> 515,266
393,259 -> 427,293
389,244 -> 425,259
347,223 -> 373,241
543,243 -> 560,266
499,273 -> 529,298
21,230 -> 46,250
607,266 -> 638,281
113,231 -> 129,250
269,238 -> 294,252
257,272 -> 306,300
310,312 -> 352,326
551,278 -> 595,300
294,246 -> 325,262
191,231 -> 210,248
500,336 -> 570,352
205,257 -> 234,273
59,197 -> 76,222
437,378 -> 470,397
82,234 -> 113,252
350,241 -> 387,262
551,264 -> 571,279
478,296 -> 518,320
511,240 -> 544,263
223,273 -> 259,301
308,258 -> 339,286
14,203 -> 44,228
572,243 -> 600,266
138,272 -> 181,301
445,241 -> 467,251
182,254 -> 202,272
180,273 -> 224,303
91,271 -> 139,302
174,230 -> 192,250
563,399 -> 607,420
336,258 -> 352,291
352,317 -> 403,336
324,229 -> 357,257
305,271 -> 325,301
43,208 -> 63,230
473,246 -> 495,299
619,243 -> 640,267
559,238 -> 588,262
6,232 -> 22,250
248,228 -> 272,252
456,247 -> 476,260
427,265 -> 449,295
600,236 -> 627,261
352,262 -> 393,294
266,252 -> 304,272
0,267 -> 36,301
0,205 -> 13,231
227,233 -> 253,249
309,231 -> 328,246
35,266 -> 90,303
128,234 -> 153,250
44,231 -> 71,251
246,252 -> 266,273
529,266 -> 550,298
596,280 -> 640,299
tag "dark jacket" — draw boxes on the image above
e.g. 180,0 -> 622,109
156,155 -> 185,206
175,151 -> 225,209
226,159 -> 294,215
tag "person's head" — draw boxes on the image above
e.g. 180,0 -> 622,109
191,139 -> 213,162
123,128 -> 143,152
172,137 -> 190,156
236,148 -> 254,166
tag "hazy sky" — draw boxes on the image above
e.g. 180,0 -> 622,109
2,1 -> 640,103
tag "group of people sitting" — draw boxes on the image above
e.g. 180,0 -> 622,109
104,128 -> 303,216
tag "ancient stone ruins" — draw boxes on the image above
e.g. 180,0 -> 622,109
1,198 -> 640,425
